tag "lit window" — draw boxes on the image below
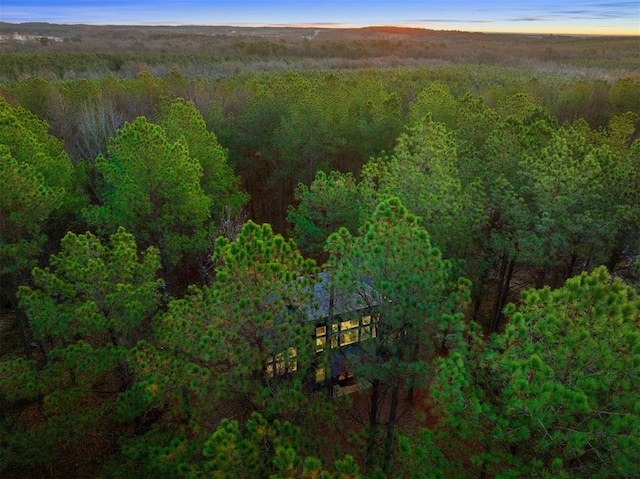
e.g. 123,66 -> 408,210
316,367 -> 325,383
266,347 -> 297,377
361,325 -> 371,340
340,319 -> 359,330
340,328 -> 359,346
330,323 -> 339,348
316,326 -> 327,352
371,314 -> 379,338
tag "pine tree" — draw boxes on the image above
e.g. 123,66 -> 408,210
327,197 -> 469,473
432,267 -> 640,478
84,116 -> 212,287
1,228 -> 163,477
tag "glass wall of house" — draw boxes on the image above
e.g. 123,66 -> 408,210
314,312 -> 378,384
316,313 -> 377,352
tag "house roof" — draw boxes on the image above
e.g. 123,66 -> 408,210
302,272 -> 380,322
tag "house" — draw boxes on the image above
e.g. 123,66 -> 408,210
266,272 -> 380,397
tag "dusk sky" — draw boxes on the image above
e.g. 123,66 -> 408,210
1,1 -> 639,35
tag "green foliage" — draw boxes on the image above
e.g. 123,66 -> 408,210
432,267 -> 640,478
327,197 -> 470,471
431,91 -> 640,328
0,146 -> 61,276
288,170 -> 371,260
8,76 -> 52,118
208,221 -> 318,411
0,97 -> 74,192
155,97 -> 248,217
328,197 -> 470,362
126,221 -> 320,474
396,429 -> 454,479
176,412 -> 365,478
18,227 -> 164,349
84,115 -> 212,278
196,412 -> 301,478
2,56 -> 640,478
1,228 -> 163,477
0,97 -> 84,304
407,81 -> 458,129
366,118 -> 474,261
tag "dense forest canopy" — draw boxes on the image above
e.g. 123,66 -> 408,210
1,24 -> 639,478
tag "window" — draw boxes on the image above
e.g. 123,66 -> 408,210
341,318 -> 360,330
360,315 -> 377,340
266,347 -> 297,378
322,313 -> 379,349
315,367 -> 326,383
331,323 -> 338,348
340,318 -> 360,346
316,326 -> 327,352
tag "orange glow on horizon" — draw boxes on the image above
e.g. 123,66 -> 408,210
254,22 -> 640,36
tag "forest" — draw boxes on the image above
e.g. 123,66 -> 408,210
0,23 -> 639,478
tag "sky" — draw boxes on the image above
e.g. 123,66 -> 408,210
1,1 -> 639,35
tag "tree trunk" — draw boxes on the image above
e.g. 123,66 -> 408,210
383,383 -> 400,473
15,309 -> 33,360
181,386 -> 192,420
36,338 -> 50,364
490,256 -> 514,333
564,252 -> 578,282
479,440 -> 492,479
499,259 -> 515,313
406,383 -> 415,405
365,379 -> 380,469
471,263 -> 492,323
406,337 -> 420,404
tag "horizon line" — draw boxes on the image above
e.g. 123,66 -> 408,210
2,20 -> 639,37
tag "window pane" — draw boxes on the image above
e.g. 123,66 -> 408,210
316,367 -> 325,383
316,336 -> 326,352
284,347 -> 297,373
340,328 -> 359,346
267,348 -> 298,376
362,315 -> 371,325
341,319 -> 359,330
316,326 -> 326,336
361,325 -> 371,340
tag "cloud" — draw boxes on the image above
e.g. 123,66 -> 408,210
596,1 -> 639,7
266,22 -> 351,27
414,18 -> 494,24
547,1 -> 638,19
512,17 -> 551,22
